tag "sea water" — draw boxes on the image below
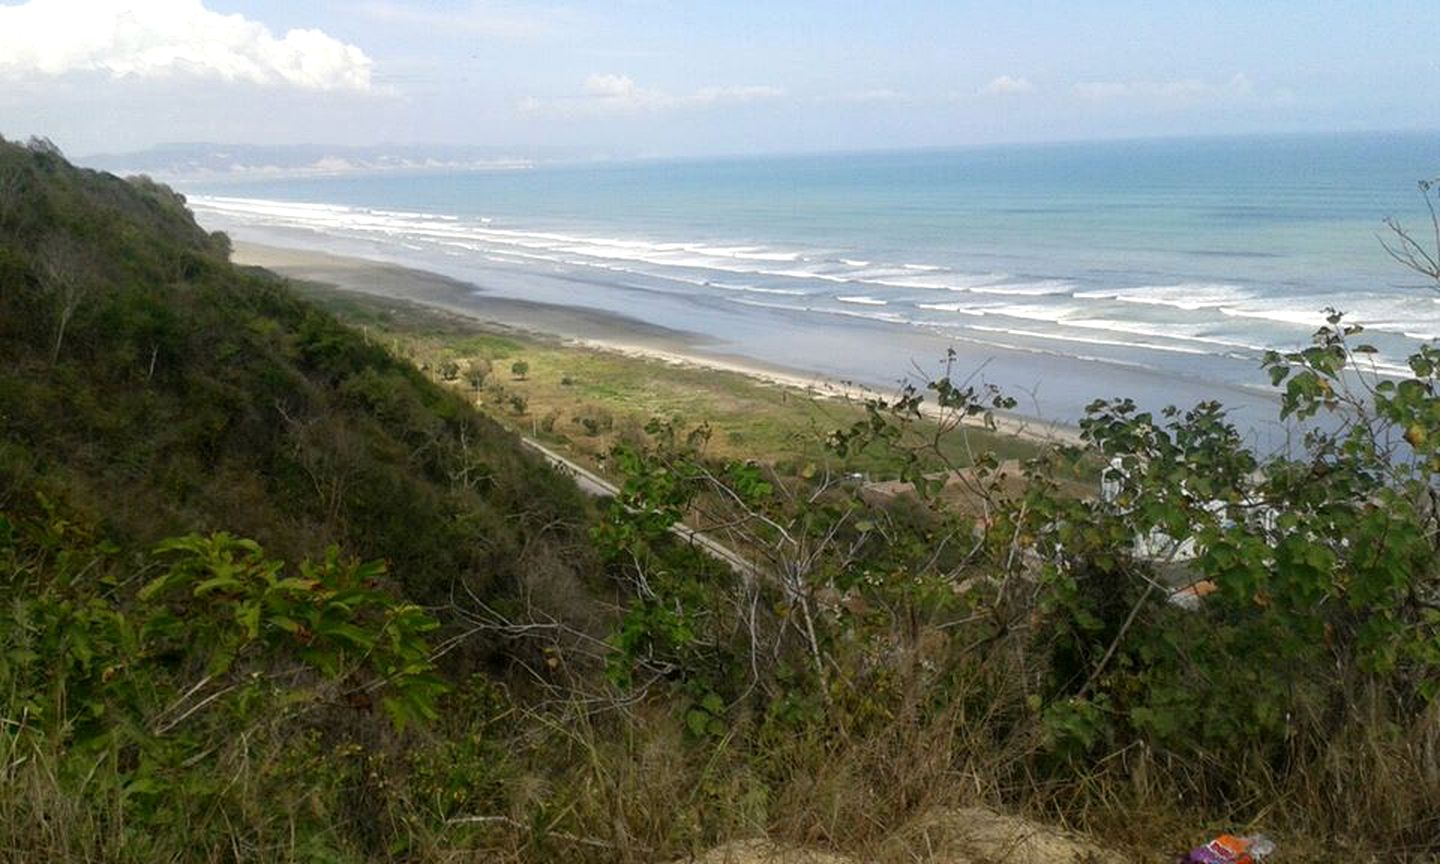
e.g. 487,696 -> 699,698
182,132 -> 1439,444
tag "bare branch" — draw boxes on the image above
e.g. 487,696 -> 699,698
1380,179 -> 1440,293
38,234 -> 99,365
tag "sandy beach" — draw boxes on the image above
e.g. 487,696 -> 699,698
234,241 -> 1082,446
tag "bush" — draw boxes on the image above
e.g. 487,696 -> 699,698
0,509 -> 446,858
574,405 -> 614,437
591,292 -> 1440,851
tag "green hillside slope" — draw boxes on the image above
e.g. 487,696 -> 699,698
0,137 -> 594,607
0,137 -> 615,860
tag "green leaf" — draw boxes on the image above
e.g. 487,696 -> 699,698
237,601 -> 262,640
137,572 -> 179,601
206,645 -> 237,676
317,621 -> 376,650
270,615 -> 302,634
193,574 -> 241,597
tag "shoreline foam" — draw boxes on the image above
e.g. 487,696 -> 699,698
191,193 -> 1432,354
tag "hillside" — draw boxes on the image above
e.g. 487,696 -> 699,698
0,137 -> 618,860
0,137 -> 595,608
2,137 -> 1438,863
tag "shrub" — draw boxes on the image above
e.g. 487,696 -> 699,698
574,405 -> 614,437
0,509 -> 447,858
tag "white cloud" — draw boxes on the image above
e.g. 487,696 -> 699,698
583,72 -> 642,100
524,73 -> 785,116
1073,73 -> 1253,105
571,72 -> 668,112
0,0 -> 373,91
979,75 -> 1035,96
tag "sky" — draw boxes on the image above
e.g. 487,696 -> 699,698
1,0 -> 1437,159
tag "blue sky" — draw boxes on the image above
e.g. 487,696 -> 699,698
1,0 -> 1437,157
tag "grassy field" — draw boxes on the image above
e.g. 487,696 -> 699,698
293,281 -> 1041,482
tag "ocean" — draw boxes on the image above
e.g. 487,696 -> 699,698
182,132 -> 1439,445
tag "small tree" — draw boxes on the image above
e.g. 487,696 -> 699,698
511,359 -> 530,380
466,358 -> 492,391
438,360 -> 460,382
209,230 -> 233,260
38,234 -> 97,365
25,136 -> 63,158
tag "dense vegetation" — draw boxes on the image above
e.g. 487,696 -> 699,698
0,136 -> 601,859
2,137 -> 1438,862
0,137 -> 594,607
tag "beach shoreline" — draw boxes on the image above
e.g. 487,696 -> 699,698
184,136 -> 1426,455
234,241 -> 1082,447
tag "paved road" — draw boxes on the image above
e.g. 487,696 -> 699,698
520,437 -> 618,499
520,438 -> 764,581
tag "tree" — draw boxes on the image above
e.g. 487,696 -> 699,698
209,230 -> 233,260
438,359 -> 460,381
25,136 -> 63,158
466,358 -> 492,391
38,234 -> 97,365
511,359 -> 530,381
